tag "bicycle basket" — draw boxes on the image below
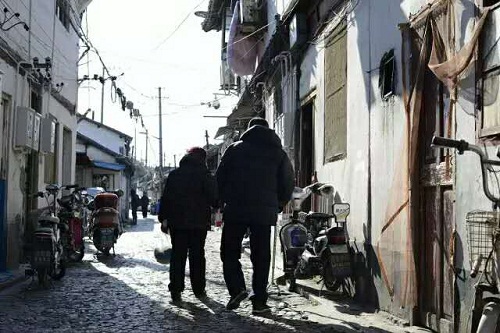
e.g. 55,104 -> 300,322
466,210 -> 500,276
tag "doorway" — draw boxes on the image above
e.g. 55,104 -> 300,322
298,101 -> 314,211
62,128 -> 72,186
24,89 -> 42,240
415,69 -> 454,332
0,95 -> 10,270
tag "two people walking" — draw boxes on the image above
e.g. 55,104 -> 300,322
158,117 -> 294,315
130,190 -> 150,223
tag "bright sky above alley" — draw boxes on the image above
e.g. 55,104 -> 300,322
77,0 -> 238,167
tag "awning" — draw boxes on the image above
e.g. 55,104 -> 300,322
227,87 -> 257,128
215,126 -> 234,139
201,0 -> 225,32
92,161 -> 126,171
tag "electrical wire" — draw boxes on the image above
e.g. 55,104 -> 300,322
2,0 -> 75,64
153,0 -> 207,51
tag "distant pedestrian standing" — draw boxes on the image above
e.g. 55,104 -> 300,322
141,192 -> 149,218
130,189 -> 140,225
216,117 -> 294,315
158,147 -> 217,302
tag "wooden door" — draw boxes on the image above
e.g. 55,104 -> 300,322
417,70 -> 455,332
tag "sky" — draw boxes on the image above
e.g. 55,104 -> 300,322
77,0 -> 238,167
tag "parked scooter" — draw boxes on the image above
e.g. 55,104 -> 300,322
25,184 -> 77,284
280,183 -> 352,292
88,189 -> 124,255
57,187 -> 87,262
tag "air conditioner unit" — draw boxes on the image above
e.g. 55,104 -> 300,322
239,0 -> 262,34
40,117 -> 56,154
14,106 -> 35,149
220,60 -> 236,90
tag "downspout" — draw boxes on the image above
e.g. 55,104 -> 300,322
365,0 -> 373,285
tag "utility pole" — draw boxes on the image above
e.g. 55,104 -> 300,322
145,129 -> 148,167
139,129 -> 149,166
174,154 -> 177,168
100,66 -> 105,124
205,130 -> 209,150
158,87 -> 163,169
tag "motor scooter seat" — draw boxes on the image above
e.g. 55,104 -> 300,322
306,212 -> 333,220
38,216 -> 60,224
35,227 -> 53,234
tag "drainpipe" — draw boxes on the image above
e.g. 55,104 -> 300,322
365,0 -> 373,290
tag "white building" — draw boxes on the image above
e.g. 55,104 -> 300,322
0,0 -> 93,272
76,115 -> 133,223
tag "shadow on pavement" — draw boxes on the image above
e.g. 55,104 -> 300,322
0,257 -> 392,333
125,218 -> 155,232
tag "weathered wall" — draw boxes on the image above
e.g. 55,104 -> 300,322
295,0 -> 479,323
78,120 -> 129,155
2,0 -> 80,269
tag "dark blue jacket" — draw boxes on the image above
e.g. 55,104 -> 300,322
159,154 -> 217,230
216,125 -> 294,225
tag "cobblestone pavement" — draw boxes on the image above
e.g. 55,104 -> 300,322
0,217 -> 401,333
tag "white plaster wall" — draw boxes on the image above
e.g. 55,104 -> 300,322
2,0 -> 79,104
299,9 -> 369,242
1,0 -> 82,268
85,145 -> 116,164
77,120 -> 129,155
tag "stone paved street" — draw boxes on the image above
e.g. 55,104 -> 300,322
0,217 -> 404,333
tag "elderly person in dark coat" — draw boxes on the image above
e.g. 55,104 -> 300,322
158,147 -> 217,302
216,117 -> 294,314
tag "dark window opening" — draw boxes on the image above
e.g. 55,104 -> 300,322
484,0 -> 499,7
379,49 -> 396,101
56,0 -> 70,30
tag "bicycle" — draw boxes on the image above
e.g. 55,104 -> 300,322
431,136 -> 500,333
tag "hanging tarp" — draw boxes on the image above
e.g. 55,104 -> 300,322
227,1 -> 261,76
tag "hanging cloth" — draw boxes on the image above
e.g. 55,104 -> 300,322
227,1 -> 260,76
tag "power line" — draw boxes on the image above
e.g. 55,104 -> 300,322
153,0 -> 207,51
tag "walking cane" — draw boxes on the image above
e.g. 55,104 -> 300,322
269,218 -> 281,296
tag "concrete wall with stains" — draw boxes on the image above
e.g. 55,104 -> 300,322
1,0 -> 80,270
296,0 -> 483,327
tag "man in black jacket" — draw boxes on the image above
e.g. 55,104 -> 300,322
216,117 -> 294,314
158,147 -> 217,302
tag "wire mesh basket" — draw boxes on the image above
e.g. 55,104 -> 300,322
466,210 -> 500,276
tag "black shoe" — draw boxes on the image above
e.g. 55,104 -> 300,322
252,302 -> 271,315
226,290 -> 248,310
194,291 -> 207,299
171,292 -> 182,303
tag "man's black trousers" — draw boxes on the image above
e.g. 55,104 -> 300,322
168,229 -> 207,295
221,223 -> 271,303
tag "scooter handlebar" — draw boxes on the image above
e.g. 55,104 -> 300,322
431,136 -> 469,154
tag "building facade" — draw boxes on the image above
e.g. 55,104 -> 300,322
76,116 -> 133,223
202,0 -> 498,331
0,0 -> 93,272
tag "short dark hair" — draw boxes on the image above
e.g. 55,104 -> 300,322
187,146 -> 207,161
248,117 -> 269,129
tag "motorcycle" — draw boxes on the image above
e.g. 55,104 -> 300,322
25,184 -> 77,285
57,187 -> 87,262
88,189 -> 124,255
279,182 -> 353,292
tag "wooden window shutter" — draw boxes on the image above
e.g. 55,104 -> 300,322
324,20 -> 347,163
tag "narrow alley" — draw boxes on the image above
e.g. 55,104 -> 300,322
0,217 -> 409,333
